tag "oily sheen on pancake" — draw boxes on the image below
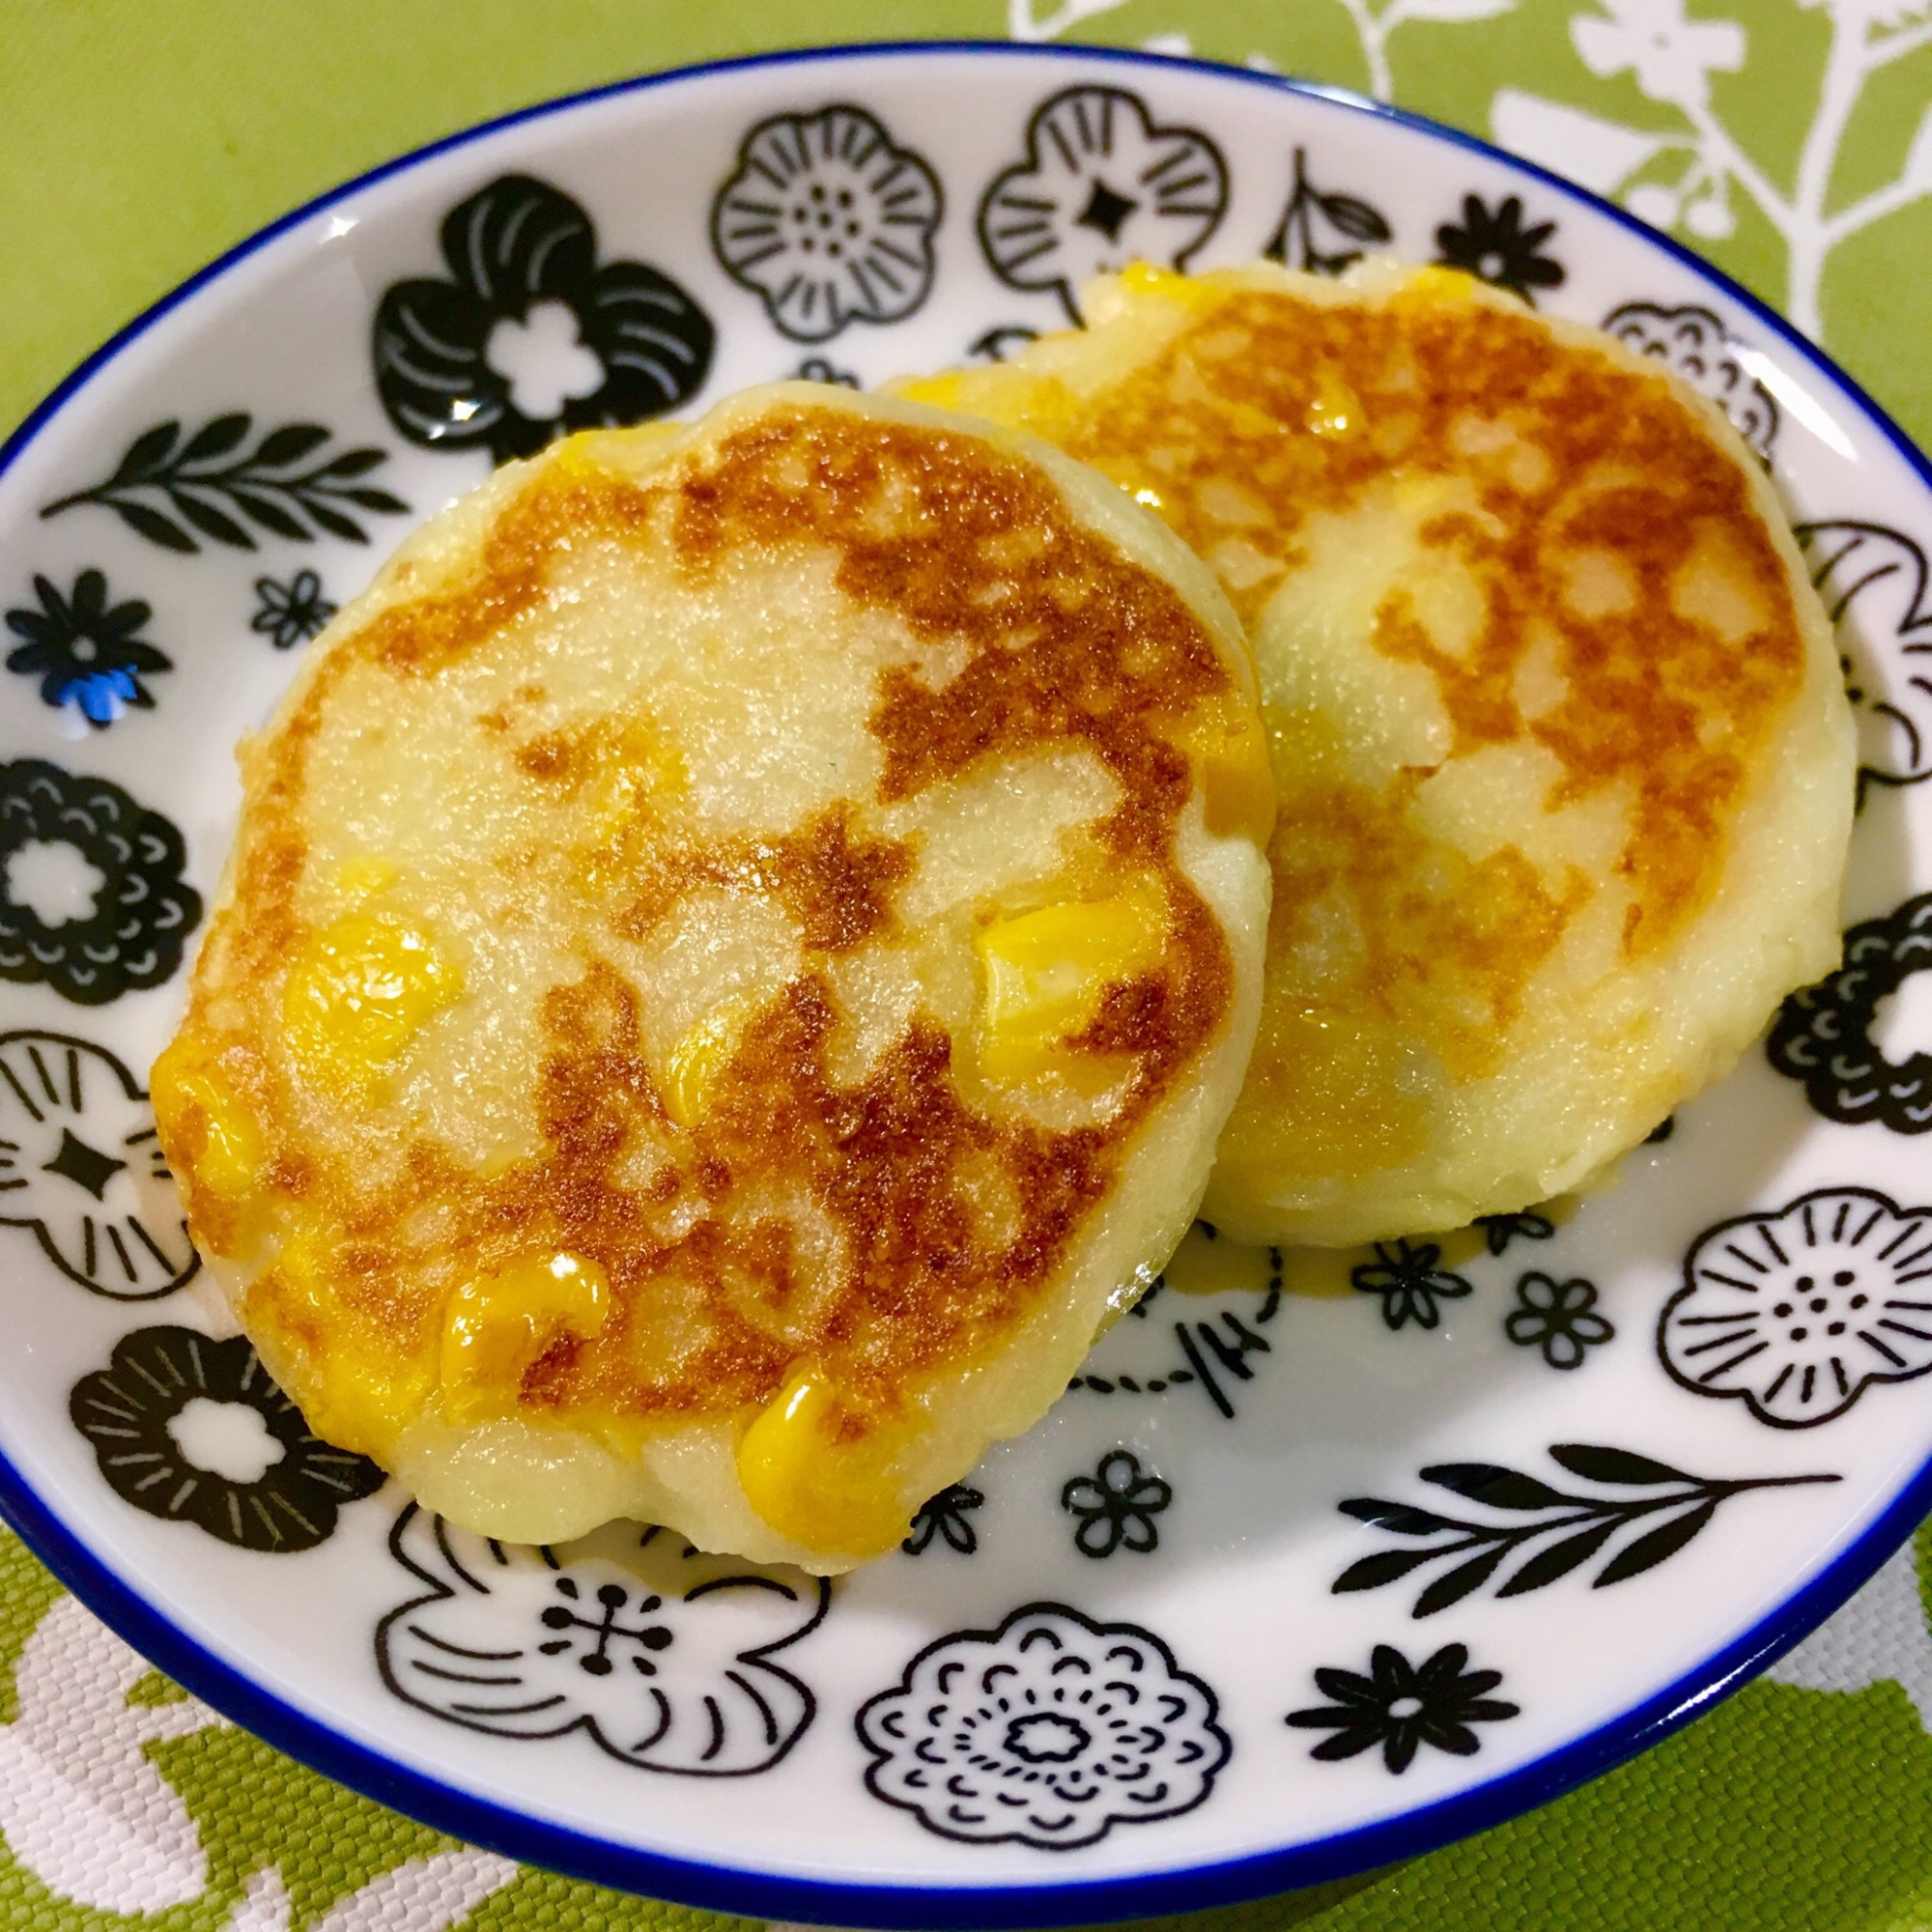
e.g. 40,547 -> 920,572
903,262 -> 1855,1244
152,384 -> 1270,1570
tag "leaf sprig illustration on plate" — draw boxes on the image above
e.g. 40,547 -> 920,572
1333,1444 -> 1839,1616
1264,147 -> 1392,275
42,414 -> 409,554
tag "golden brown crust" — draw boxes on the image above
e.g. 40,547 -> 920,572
1052,281 -> 1806,961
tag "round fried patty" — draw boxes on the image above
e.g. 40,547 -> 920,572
904,261 -> 1854,1243
154,385 -> 1270,1567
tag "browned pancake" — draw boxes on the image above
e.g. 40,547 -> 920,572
904,262 -> 1853,1241
153,384 -> 1270,1566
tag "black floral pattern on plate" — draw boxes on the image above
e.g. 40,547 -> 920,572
1068,1260 -> 1284,1417
1793,522 -> 1932,800
1435,195 -> 1564,304
1769,892 -> 1932,1131
375,175 -> 715,462
0,1030 -> 197,1298
250,569 -> 336,649
1264,148 -> 1392,275
1062,1449 -> 1171,1557
42,414 -> 407,554
1287,1642 -> 1518,1773
71,1326 -> 384,1550
5,571 -> 170,728
1351,1238 -> 1473,1331
1473,1208 -> 1555,1257
1601,302 -> 1777,459
902,1482 -> 983,1555
1334,1444 -> 1837,1616
1660,1186 -> 1932,1426
378,1510 -> 828,1775
0,760 -> 202,1005
969,325 -> 1039,363
979,87 -> 1227,323
713,105 -> 942,343
856,1603 -> 1228,1847
1505,1272 -> 1614,1369
791,356 -> 861,388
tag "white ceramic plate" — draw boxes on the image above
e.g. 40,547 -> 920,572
2,43 -> 1931,1928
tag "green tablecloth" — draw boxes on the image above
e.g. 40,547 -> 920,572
5,2 -> 1932,1925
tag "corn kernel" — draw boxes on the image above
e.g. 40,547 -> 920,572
1117,261 -> 1223,308
1174,705 -> 1276,845
246,1229 -> 433,1458
440,1251 -> 611,1425
1305,370 -> 1364,440
282,911 -> 462,1094
735,1367 -> 914,1557
976,879 -> 1168,1082
329,855 -> 399,899
1398,264 -> 1481,305
150,1037 -> 262,1206
662,994 -> 762,1127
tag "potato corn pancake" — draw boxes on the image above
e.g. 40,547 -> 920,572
904,261 -> 1854,1244
153,384 -> 1270,1570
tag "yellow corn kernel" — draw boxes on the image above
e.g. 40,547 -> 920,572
149,1037 -> 262,1207
329,855 -> 399,900
1305,370 -> 1364,440
662,994 -> 762,1127
548,422 -> 683,481
1397,264 -> 1481,306
586,724 -> 687,847
976,878 -> 1168,1082
440,1251 -> 611,1425
736,1367 -> 915,1557
282,911 -> 462,1095
1174,705 -> 1276,845
1117,261 -> 1224,308
249,1229 -> 432,1459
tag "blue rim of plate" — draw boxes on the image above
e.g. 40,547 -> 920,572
1,39 -> 1929,1929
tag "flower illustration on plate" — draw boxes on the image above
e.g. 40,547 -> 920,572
378,1510 -> 829,1775
1793,522 -> 1932,799
1061,1449 -> 1172,1557
1351,1238 -> 1474,1331
70,1325 -> 385,1550
1434,195 -> 1565,304
373,174 -> 716,462
1602,302 -> 1777,458
856,1603 -> 1230,1847
0,1030 -> 198,1299
903,1482 -> 983,1555
0,759 -> 202,1005
1286,1641 -> 1520,1774
712,105 -> 942,343
1473,1208 -> 1556,1257
979,87 -> 1228,322
1573,0 -> 1746,113
1661,1186 -> 1932,1426
250,569 -> 335,649
792,355 -> 860,387
1505,1272 -> 1615,1370
1769,890 -> 1932,1130
5,570 -> 170,728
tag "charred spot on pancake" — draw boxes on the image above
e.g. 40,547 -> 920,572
615,805 -> 912,953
